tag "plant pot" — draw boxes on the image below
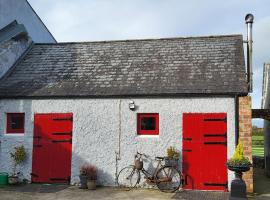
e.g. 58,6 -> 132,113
79,175 -> 88,189
87,180 -> 96,190
165,157 -> 179,167
227,164 -> 251,173
227,164 -> 251,200
8,176 -> 19,185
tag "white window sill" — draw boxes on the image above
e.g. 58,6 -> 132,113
3,133 -> 25,136
136,135 -> 159,139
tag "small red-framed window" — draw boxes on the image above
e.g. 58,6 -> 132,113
137,113 -> 159,135
6,113 -> 25,134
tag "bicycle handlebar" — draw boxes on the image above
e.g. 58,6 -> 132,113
136,151 -> 147,158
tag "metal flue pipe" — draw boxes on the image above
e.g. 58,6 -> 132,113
245,13 -> 254,93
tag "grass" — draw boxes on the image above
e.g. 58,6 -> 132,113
253,146 -> 264,157
252,128 -> 264,157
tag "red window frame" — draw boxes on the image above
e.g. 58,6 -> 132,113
137,113 -> 159,135
6,113 -> 25,134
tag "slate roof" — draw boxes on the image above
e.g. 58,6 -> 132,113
0,35 -> 248,98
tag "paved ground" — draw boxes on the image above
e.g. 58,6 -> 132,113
0,184 -> 229,200
250,168 -> 270,200
0,168 -> 269,200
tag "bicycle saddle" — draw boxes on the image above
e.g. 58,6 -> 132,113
155,156 -> 165,160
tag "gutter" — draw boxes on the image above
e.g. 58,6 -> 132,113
0,93 -> 249,100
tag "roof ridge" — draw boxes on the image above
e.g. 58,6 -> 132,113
34,34 -> 243,45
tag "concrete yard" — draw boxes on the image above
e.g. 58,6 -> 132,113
0,184 -> 230,200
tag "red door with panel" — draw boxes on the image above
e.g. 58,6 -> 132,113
32,113 -> 73,183
183,113 -> 228,191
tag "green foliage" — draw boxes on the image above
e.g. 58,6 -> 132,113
227,141 -> 251,166
10,145 -> 27,165
166,146 -> 179,159
252,127 -> 263,136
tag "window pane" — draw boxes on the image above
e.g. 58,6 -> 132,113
141,117 -> 156,130
11,116 -> 24,129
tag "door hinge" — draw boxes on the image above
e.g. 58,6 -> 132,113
204,141 -> 227,145
183,138 -> 192,141
52,131 -> 72,136
204,117 -> 227,123
204,182 -> 228,189
33,144 -> 42,148
183,149 -> 192,152
53,117 -> 73,121
52,139 -> 72,144
204,132 -> 227,137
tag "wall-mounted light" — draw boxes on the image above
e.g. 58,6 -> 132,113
129,101 -> 135,111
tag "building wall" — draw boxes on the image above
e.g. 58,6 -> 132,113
0,0 -> 56,43
0,38 -> 32,78
0,98 -> 235,187
262,63 -> 270,178
239,96 -> 253,193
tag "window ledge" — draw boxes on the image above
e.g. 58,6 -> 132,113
136,135 -> 160,139
3,133 -> 25,136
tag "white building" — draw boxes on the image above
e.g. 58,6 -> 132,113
0,0 -> 56,43
0,25 -> 253,191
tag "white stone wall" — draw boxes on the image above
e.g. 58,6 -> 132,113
0,98 -> 235,188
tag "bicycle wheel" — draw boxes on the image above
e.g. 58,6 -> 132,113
155,166 -> 182,192
117,165 -> 140,190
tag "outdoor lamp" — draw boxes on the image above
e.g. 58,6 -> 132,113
129,101 -> 135,111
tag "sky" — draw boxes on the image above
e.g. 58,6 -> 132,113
28,0 -> 270,127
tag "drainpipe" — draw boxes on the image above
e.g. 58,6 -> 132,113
235,95 -> 239,146
245,14 -> 254,93
115,99 -> 122,184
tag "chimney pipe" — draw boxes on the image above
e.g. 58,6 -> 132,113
245,13 -> 254,93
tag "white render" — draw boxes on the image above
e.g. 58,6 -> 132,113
0,98 -> 235,188
0,0 -> 56,43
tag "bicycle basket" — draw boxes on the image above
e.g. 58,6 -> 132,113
135,159 -> 143,170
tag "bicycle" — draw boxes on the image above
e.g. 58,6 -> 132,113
117,152 -> 183,192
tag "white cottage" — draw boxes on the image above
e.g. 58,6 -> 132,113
0,21 -> 253,191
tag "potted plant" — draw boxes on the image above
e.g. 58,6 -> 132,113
9,145 -> 27,185
165,146 -> 179,167
227,141 -> 252,173
79,164 -> 97,190
227,141 -> 252,200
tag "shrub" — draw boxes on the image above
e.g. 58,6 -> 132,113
167,146 -> 179,159
80,164 -> 97,180
227,141 -> 251,167
10,145 -> 27,175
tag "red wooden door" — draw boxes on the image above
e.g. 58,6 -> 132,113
183,113 -> 228,191
32,113 -> 73,183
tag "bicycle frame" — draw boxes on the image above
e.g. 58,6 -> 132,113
135,152 -> 169,183
117,152 -> 184,192
140,159 -> 164,180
